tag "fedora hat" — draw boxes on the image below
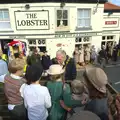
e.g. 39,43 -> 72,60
85,67 -> 108,93
47,64 -> 64,75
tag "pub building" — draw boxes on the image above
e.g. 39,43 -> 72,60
103,2 -> 120,48
0,0 -> 116,58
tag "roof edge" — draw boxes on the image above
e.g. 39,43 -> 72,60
0,0 -> 107,4
104,9 -> 120,13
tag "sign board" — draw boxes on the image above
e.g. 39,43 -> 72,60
14,10 -> 49,30
55,32 -> 97,38
103,18 -> 119,28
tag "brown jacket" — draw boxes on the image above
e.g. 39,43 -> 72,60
4,75 -> 26,105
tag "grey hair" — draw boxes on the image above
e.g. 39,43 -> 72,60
56,49 -> 66,57
71,80 -> 85,94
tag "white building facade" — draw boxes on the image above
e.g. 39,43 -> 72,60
103,2 -> 120,48
0,0 -> 107,58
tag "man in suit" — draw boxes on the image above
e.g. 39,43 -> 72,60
52,50 -> 76,81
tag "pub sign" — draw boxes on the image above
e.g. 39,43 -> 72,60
14,10 -> 49,30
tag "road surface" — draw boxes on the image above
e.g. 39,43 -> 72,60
77,64 -> 120,92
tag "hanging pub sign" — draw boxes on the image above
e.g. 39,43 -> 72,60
14,10 -> 49,30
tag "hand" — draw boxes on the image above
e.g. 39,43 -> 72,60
82,98 -> 87,105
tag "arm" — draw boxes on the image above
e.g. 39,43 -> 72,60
71,59 -> 77,80
44,87 -> 51,108
63,84 -> 83,107
19,84 -> 28,108
0,74 -> 6,83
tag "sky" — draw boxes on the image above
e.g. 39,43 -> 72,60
110,0 -> 120,6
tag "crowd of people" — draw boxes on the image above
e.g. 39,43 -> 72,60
0,47 -> 120,120
73,41 -> 120,68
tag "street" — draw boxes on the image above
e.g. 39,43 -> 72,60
104,65 -> 120,92
77,63 -> 120,93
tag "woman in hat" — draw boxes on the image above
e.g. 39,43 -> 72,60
83,67 -> 109,120
23,65 -> 51,120
46,65 -> 82,120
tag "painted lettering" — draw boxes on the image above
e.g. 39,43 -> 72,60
26,13 -> 37,19
17,20 -> 48,26
105,21 -> 117,25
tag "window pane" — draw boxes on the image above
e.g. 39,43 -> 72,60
78,19 -> 85,27
57,20 -> 60,27
84,10 -> 90,17
63,10 -> 68,19
102,36 -> 106,40
0,22 -> 11,29
85,19 -> 90,26
63,20 -> 68,26
57,10 -> 62,19
77,19 -> 81,26
78,10 -> 84,18
0,11 -> 3,20
4,11 -> 9,20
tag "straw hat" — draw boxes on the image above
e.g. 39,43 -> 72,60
68,111 -> 101,120
85,67 -> 108,93
47,64 -> 64,75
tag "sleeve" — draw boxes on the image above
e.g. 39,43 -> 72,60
44,87 -> 51,108
19,83 -> 26,97
63,84 -> 83,108
24,98 -> 28,109
71,59 -> 77,80
0,74 -> 6,83
20,84 -> 28,108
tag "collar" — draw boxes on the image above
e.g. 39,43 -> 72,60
10,74 -> 22,79
56,78 -> 62,82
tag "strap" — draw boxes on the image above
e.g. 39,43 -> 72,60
63,57 -> 71,69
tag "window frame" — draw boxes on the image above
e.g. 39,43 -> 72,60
77,9 -> 91,28
55,8 -> 70,31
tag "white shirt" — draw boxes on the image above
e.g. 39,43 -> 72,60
0,59 -> 8,76
22,84 -> 51,120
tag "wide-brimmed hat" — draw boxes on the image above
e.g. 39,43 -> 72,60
85,67 -> 108,93
68,111 -> 101,120
47,64 -> 64,75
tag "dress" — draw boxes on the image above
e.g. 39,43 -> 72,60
74,50 -> 79,63
79,49 -> 84,63
47,80 -> 82,120
84,47 -> 90,62
47,81 -> 66,120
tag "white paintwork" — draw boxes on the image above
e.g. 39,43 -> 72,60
0,2 -> 119,57
46,38 -> 75,58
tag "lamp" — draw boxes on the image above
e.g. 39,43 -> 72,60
93,0 -> 99,14
60,2 -> 65,8
25,4 -> 30,9
108,11 -> 113,16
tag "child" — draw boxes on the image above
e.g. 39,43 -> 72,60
23,64 -> 51,120
46,65 -> 83,120
60,80 -> 89,119
0,59 -> 27,120
71,80 -> 89,106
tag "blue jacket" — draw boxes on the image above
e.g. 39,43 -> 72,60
84,98 -> 109,120
42,55 -> 52,70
